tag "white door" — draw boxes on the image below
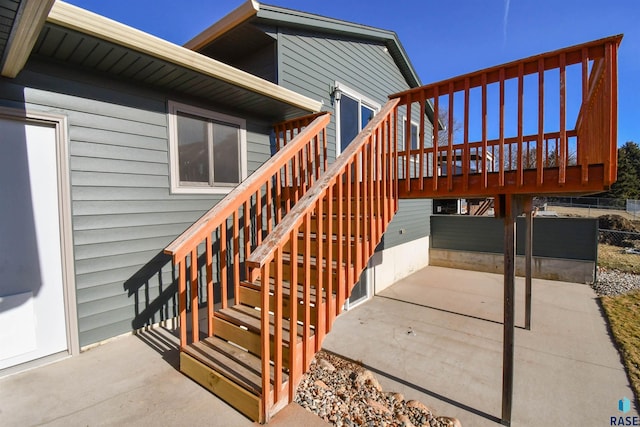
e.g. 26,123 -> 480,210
0,117 -> 68,370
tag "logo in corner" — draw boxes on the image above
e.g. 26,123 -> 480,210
619,397 -> 631,414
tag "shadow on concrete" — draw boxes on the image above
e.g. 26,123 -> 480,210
377,295 -> 527,330
134,326 -> 181,369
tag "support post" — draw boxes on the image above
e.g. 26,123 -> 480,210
501,194 -> 518,426
524,198 -> 533,331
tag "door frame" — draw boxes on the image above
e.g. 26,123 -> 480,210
0,106 -> 79,373
333,81 -> 380,157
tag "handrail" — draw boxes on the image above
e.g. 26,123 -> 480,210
164,112 -> 330,261
245,98 -> 399,416
163,111 -> 330,350
390,35 -> 621,195
247,98 -> 399,268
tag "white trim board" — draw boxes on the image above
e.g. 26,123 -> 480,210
0,107 -> 80,370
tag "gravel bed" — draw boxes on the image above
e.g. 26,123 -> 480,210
593,267 -> 640,296
295,351 -> 461,427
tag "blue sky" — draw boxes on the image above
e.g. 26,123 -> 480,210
65,0 -> 639,146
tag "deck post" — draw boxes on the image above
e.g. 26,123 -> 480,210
501,194 -> 521,426
524,197 -> 533,330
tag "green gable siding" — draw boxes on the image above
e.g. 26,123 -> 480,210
277,28 -> 432,249
0,59 -> 273,347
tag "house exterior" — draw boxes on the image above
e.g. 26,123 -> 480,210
0,0 -> 433,374
0,0 -> 322,372
0,1 -> 622,423
186,1 -> 435,305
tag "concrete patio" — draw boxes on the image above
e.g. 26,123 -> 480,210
323,266 -> 638,426
1,265 -> 637,426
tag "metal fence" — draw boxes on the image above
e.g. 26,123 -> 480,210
598,229 -> 640,273
599,229 -> 640,248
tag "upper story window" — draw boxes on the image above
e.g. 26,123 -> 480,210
334,82 -> 380,156
168,101 -> 247,194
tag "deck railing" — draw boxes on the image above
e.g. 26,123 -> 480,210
391,35 -> 621,196
163,112 -> 330,350
246,98 -> 400,417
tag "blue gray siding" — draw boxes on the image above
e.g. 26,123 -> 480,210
431,215 -> 598,261
0,0 -> 20,62
0,59 -> 273,346
277,28 -> 432,249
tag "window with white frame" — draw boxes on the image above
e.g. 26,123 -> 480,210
168,101 -> 247,194
334,82 -> 380,156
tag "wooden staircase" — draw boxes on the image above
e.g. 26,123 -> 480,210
163,36 -> 621,423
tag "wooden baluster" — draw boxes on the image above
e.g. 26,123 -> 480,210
405,98 -> 412,192
315,197 -> 325,350
360,147 -> 367,270
274,246 -> 283,403
608,41 -> 619,185
393,106 -> 399,212
292,147 -> 300,205
448,82 -> 454,190
517,63 -> 524,186
299,143 -> 306,197
233,211 -> 240,305
537,58 -> 545,186
190,248 -> 199,344
276,169 -> 282,223
336,171 -> 345,310
256,190 -> 263,246
559,52 -> 567,184
266,179 -> 273,235
220,223 -> 228,309
314,134 -> 321,180
338,165 -> 352,310
354,151 -> 362,281
322,127 -> 328,173
303,213 -> 312,367
306,139 -> 313,189
260,261 -> 270,419
482,74 -> 488,189
325,184 -> 335,327
580,47 -> 589,184
419,92 -> 426,191
387,114 -> 394,220
382,115 -> 389,226
244,199 -> 250,275
375,127 -> 382,239
206,235 -> 214,336
499,68 -> 505,187
432,88 -> 439,190
178,259 -> 187,348
368,140 -> 375,253
288,227 -> 299,400
463,78 -> 470,191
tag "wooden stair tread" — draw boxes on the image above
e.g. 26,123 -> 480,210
182,336 -> 287,396
241,279 -> 324,301
216,305 -> 313,344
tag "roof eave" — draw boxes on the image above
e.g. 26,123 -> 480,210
184,0 -> 259,51
47,1 -> 321,113
1,0 -> 56,78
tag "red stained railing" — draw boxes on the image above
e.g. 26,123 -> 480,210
163,112 -> 330,350
246,98 -> 400,416
391,35 -> 621,197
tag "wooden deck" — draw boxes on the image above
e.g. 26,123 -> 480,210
392,35 -> 621,201
399,164 -> 607,199
163,36 -> 621,423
